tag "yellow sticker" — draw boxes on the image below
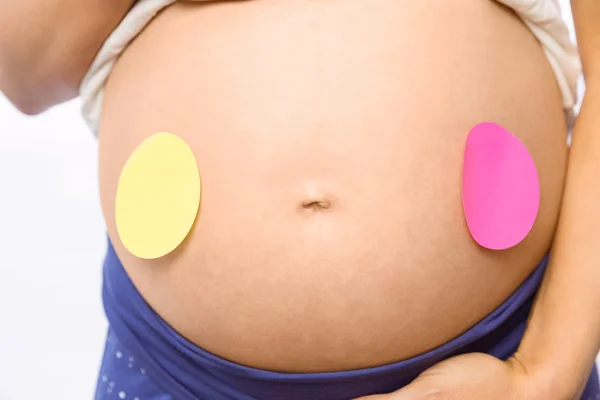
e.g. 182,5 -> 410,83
115,132 -> 201,259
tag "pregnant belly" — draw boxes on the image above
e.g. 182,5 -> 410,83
98,0 -> 568,373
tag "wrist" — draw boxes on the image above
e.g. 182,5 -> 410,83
511,349 -> 591,400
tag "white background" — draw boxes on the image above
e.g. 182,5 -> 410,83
0,2 -> 584,399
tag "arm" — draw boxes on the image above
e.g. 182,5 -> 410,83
0,0 -> 135,114
516,1 -> 600,397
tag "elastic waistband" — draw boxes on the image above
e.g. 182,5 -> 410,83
102,240 -> 547,400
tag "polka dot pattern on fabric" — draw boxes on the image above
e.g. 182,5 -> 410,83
96,330 -> 174,400
115,132 -> 201,260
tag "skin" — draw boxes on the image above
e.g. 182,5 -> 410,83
0,0 -> 136,114
0,0 -> 595,397
97,0 -> 566,372
359,1 -> 600,398
0,0 -> 206,113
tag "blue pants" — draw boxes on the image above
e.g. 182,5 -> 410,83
96,240 -> 600,400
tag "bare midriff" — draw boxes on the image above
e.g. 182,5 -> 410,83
98,0 -> 568,373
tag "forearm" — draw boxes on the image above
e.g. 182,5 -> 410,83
0,0 -> 135,114
517,83 -> 600,398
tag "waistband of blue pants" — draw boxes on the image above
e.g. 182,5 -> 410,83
102,239 -> 548,400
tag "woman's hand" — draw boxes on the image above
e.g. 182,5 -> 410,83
354,353 -> 559,400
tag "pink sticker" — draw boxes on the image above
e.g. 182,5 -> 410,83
463,122 -> 540,250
